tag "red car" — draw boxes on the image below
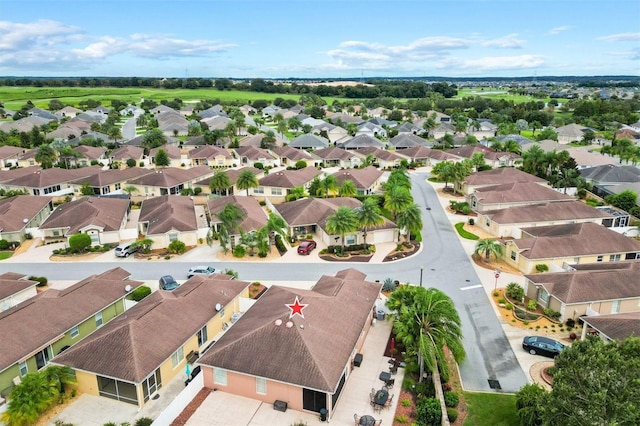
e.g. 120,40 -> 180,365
297,240 -> 317,255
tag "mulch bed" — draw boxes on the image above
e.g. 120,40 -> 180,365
383,242 -> 421,262
170,388 -> 211,426
320,254 -> 374,262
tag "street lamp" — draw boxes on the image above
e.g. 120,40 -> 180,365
419,265 -> 424,287
493,269 -> 501,291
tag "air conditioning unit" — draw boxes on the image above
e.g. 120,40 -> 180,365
12,376 -> 21,386
222,322 -> 229,331
231,313 -> 242,324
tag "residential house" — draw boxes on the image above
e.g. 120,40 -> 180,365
467,120 -> 497,139
254,168 -> 322,203
395,146 -> 459,166
0,116 -> 55,133
91,106 -> 111,116
0,273 -> 39,312
39,196 -> 131,246
388,133 -> 426,149
188,145 -> 234,168
523,261 -> 640,322
156,111 -> 189,137
261,105 -> 282,119
207,196 -> 269,246
200,115 -> 231,132
519,139 -> 563,153
395,122 -> 424,136
446,145 -> 522,168
328,112 -> 362,125
457,167 -> 547,196
0,268 -> 143,399
311,123 -> 349,144
338,134 -> 385,150
353,147 -> 403,169
28,108 -> 58,121
355,122 -> 387,139
150,105 -> 179,115
69,167 -> 154,196
236,133 -> 285,149
126,166 -> 214,196
289,134 -> 329,150
564,147 -> 618,169
331,166 -> 384,195
0,166 -> 102,197
15,148 -> 39,168
138,195 -> 200,250
310,147 -> 361,169
579,165 -> 640,199
70,111 -> 107,125
149,145 -> 183,168
120,105 -> 145,118
494,134 -> 534,149
0,146 -> 26,169
0,195 -> 54,242
109,146 -> 145,167
502,222 -> 640,274
52,274 -> 249,408
198,105 -> 226,119
431,122 -> 456,140
581,312 -> 640,341
233,146 -> 279,168
424,110 -> 451,123
193,167 -> 263,196
477,200 -> 616,239
45,126 -> 82,142
65,145 -> 107,168
197,269 -> 382,419
556,123 -> 593,144
272,146 -> 314,168
467,182 -> 574,213
55,106 -> 83,119
275,197 -> 397,246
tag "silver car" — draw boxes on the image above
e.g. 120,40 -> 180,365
187,266 -> 216,279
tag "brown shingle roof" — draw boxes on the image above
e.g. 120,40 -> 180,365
258,167 -> 321,188
581,312 -> 640,341
525,261 -> 640,304
233,146 -> 276,161
150,145 -> 181,159
273,146 -> 314,162
354,147 -> 403,162
188,145 -> 233,160
331,166 -> 383,190
311,147 -> 356,161
512,223 -> 640,260
40,197 -> 130,234
2,166 -> 102,189
207,196 -> 268,233
275,197 -> 362,227
139,195 -> 197,234
0,274 -> 38,301
68,167 -> 154,187
197,269 -> 381,392
109,146 -> 144,161
472,182 -> 573,204
0,195 -> 53,232
127,166 -> 212,187
53,275 -> 249,383
483,201 -> 613,224
0,268 -> 141,372
464,168 -> 545,186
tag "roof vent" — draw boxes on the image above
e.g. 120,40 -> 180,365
275,319 -> 283,326
285,321 -> 293,328
299,324 -> 304,329
215,303 -> 222,312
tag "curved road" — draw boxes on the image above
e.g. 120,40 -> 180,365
7,173 -> 526,393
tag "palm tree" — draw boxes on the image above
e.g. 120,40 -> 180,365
236,170 -> 259,196
451,160 -> 474,195
474,238 -> 504,262
385,168 -> 411,191
34,145 -> 57,169
395,203 -> 423,241
387,286 -> 465,383
264,212 -> 288,248
471,152 -> 486,172
285,186 -> 306,202
325,206 -> 357,255
122,185 -> 138,196
209,203 -> 245,253
318,175 -> 338,198
356,197 -> 384,251
40,365 -> 76,398
383,186 -> 412,220
2,372 -> 54,426
209,170 -> 231,195
338,180 -> 358,197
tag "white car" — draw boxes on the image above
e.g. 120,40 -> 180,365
187,266 -> 216,279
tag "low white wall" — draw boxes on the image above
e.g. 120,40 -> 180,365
151,373 -> 204,426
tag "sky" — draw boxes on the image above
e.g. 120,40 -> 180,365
1,0 -> 639,79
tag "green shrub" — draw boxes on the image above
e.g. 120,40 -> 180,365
468,218 -> 475,225
447,408 -> 458,423
415,380 -> 435,398
167,240 -> 186,254
401,398 -> 412,407
382,278 -> 398,292
193,187 -> 202,195
129,286 -> 151,302
402,375 -> 416,391
535,263 -> 549,272
417,397 -> 442,426
506,282 -> 524,301
134,418 -> 153,426
444,391 -> 459,408
527,300 -> 538,311
274,234 -> 287,254
68,233 -> 92,253
498,297 -> 506,304
28,276 -> 48,287
543,308 -> 561,319
0,239 -> 9,250
505,303 -> 513,310
233,245 -> 246,258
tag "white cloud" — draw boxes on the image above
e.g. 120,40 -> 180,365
436,55 -> 545,71
598,32 -> 640,42
0,20 -> 83,51
481,34 -> 525,49
547,26 -> 570,35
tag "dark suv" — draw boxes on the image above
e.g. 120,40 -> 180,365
159,275 -> 179,291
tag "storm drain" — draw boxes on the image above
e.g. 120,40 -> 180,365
488,379 -> 501,390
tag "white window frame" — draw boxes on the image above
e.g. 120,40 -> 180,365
70,325 -> 79,338
19,361 -> 28,377
95,312 -> 103,327
256,377 -> 266,395
611,300 -> 621,314
171,346 -> 184,368
214,368 -> 227,385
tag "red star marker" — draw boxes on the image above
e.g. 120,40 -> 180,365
286,296 -> 307,319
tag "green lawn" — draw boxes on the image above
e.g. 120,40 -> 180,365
463,391 -> 519,426
455,222 -> 479,240
0,251 -> 14,260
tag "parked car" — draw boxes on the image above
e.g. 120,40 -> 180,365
187,265 -> 216,278
297,240 -> 317,255
115,242 -> 138,258
159,275 -> 179,291
522,336 -> 565,358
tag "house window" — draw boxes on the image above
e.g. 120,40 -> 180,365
115,183 -> 121,190
597,255 -> 603,262
573,257 -> 580,264
219,306 -> 225,318
346,235 -> 356,245
539,289 -> 549,303
510,251 -> 516,261
169,234 -> 178,242
254,187 -> 264,194
70,326 -> 79,338
19,362 -> 27,377
611,300 -> 621,314
89,233 -> 99,245
610,254 -> 621,261
171,346 -> 184,368
256,377 -> 266,395
485,219 -> 490,227
271,188 -> 282,196
197,326 -> 208,347
214,368 -> 227,385
35,347 -> 52,370
95,312 -> 103,327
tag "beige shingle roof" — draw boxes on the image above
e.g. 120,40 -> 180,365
464,168 -> 546,186
207,196 -> 268,234
127,166 -> 212,187
40,197 -> 130,234
582,312 -> 640,341
483,201 -> 613,224
139,195 -> 197,234
331,166 -> 383,190
258,167 -> 321,188
53,275 -> 249,383
197,269 -> 381,392
2,166 -> 102,189
0,195 -> 53,232
472,182 -> 573,204
0,273 -> 37,301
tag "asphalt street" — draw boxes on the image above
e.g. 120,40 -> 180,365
4,172 -> 527,393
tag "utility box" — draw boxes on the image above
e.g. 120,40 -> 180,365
273,400 -> 288,412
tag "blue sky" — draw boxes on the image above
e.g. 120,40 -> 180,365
1,0 -> 639,78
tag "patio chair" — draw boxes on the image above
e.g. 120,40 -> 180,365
374,420 -> 383,426
384,394 -> 394,408
354,413 -> 360,425
385,378 -> 395,388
